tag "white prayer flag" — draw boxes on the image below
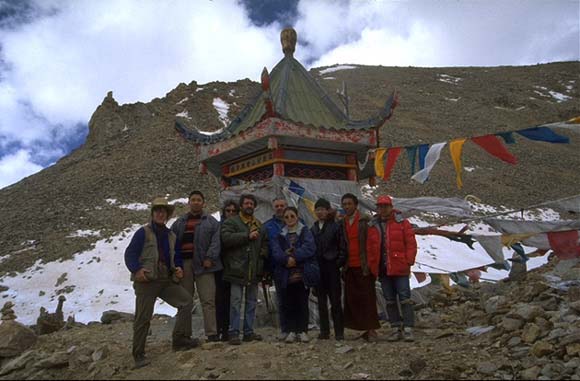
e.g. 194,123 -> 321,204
411,142 -> 447,184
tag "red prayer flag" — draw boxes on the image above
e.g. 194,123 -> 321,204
471,135 -> 517,164
383,147 -> 402,181
413,272 -> 427,283
547,230 -> 580,259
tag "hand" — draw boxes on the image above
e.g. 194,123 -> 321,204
135,268 -> 151,282
203,259 -> 213,269
174,267 -> 184,279
285,247 -> 295,255
287,257 -> 296,268
249,230 -> 259,240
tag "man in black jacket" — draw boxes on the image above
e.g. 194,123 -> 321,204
311,198 -> 346,340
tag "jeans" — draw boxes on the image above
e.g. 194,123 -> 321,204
379,275 -> 415,328
229,283 -> 258,337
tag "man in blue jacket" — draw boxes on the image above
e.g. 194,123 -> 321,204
124,197 -> 198,369
171,191 -> 222,342
263,197 -> 289,340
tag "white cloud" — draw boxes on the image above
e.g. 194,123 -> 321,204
296,0 -> 579,68
0,149 -> 43,188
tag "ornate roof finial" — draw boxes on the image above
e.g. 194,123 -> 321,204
281,28 -> 297,56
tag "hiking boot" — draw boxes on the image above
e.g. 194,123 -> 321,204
403,327 -> 414,342
298,332 -> 310,343
277,332 -> 289,342
242,333 -> 263,342
386,327 -> 403,342
172,337 -> 200,351
335,335 -> 345,341
220,333 -> 230,342
229,336 -> 241,345
318,333 -> 330,340
133,354 -> 151,369
206,334 -> 220,343
285,332 -> 297,343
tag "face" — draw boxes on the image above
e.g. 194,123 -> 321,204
283,210 -> 298,228
273,199 -> 287,218
189,194 -> 204,214
377,204 -> 393,219
224,204 -> 237,219
315,207 -> 329,222
152,208 -> 168,225
341,198 -> 357,216
241,198 -> 256,216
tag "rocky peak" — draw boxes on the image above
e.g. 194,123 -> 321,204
85,91 -> 123,147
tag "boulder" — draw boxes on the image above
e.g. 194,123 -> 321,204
530,341 -> 554,358
100,310 -> 134,324
484,296 -> 508,315
0,351 -> 36,376
521,366 -> 541,380
0,321 -> 38,358
508,304 -> 546,322
521,323 -> 541,344
501,317 -> 524,332
35,351 -> 69,369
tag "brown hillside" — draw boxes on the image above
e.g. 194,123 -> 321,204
0,61 -> 578,276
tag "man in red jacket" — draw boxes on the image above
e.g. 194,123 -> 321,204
374,195 -> 417,342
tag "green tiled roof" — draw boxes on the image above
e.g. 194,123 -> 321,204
176,53 -> 396,144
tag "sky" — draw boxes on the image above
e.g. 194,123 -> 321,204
0,0 -> 578,189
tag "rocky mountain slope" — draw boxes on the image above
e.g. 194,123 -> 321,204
0,61 -> 579,278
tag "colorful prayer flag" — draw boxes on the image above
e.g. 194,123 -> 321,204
449,138 -> 466,189
374,148 -> 387,178
383,147 -> 402,181
471,135 -> 517,164
411,143 -> 447,184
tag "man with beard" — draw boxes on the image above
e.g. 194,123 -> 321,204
221,194 -> 269,345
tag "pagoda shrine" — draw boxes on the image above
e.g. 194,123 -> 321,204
176,28 -> 397,222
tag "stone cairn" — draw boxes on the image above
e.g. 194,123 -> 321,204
1,301 -> 17,322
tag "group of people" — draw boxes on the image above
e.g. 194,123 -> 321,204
124,191 -> 417,369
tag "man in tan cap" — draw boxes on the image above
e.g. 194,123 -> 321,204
124,197 -> 199,369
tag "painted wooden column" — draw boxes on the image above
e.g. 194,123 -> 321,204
346,154 -> 357,181
273,147 -> 285,176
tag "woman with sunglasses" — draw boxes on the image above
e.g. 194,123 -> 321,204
271,206 -> 317,343
215,200 -> 239,341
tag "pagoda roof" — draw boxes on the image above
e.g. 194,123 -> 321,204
176,29 -> 397,145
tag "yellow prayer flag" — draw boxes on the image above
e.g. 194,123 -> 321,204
374,148 -> 387,178
501,233 -> 537,247
568,116 -> 580,124
303,198 -> 317,218
449,138 -> 467,189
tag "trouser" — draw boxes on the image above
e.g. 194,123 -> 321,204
275,282 -> 289,333
282,281 -> 310,334
229,283 -> 258,337
214,270 -> 230,337
181,259 -> 220,336
316,260 -> 344,337
379,275 -> 415,328
196,272 -> 217,337
132,279 -> 193,358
